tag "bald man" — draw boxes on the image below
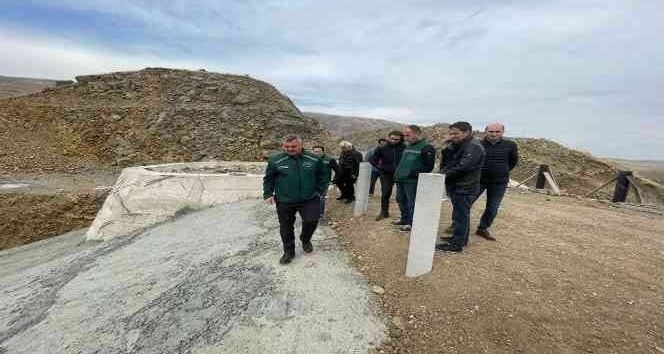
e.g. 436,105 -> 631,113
474,123 -> 519,240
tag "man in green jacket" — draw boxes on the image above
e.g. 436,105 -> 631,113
264,135 -> 327,264
393,125 -> 436,232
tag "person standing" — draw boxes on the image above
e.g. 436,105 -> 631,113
393,125 -> 435,232
311,145 -> 340,222
474,123 -> 519,240
336,141 -> 362,204
436,122 -> 485,253
263,135 -> 327,264
369,131 -> 405,221
366,139 -> 387,196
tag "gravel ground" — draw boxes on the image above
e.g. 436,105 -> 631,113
326,188 -> 664,354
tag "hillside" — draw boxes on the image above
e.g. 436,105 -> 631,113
0,75 -> 61,99
304,111 -> 402,139
0,68 -> 332,173
346,123 -> 664,204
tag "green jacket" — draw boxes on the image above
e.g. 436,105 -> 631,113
394,139 -> 436,183
263,151 -> 327,203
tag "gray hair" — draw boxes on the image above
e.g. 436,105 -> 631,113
339,140 -> 353,149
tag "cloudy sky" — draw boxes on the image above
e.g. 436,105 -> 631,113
2,0 -> 663,159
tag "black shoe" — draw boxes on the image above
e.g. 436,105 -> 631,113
375,213 -> 388,221
438,236 -> 453,242
391,220 -> 407,226
302,241 -> 313,253
435,243 -> 462,253
279,252 -> 295,264
343,199 -> 353,204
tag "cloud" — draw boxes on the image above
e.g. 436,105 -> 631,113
1,0 -> 664,158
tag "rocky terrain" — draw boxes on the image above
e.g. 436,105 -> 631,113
0,75 -> 61,99
0,68 -> 333,250
0,68 -> 332,174
305,111 -> 401,139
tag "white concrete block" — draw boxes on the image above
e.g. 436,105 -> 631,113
406,173 -> 444,278
353,162 -> 372,216
86,161 -> 266,241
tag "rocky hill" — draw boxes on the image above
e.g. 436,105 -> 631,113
346,123 -> 664,204
305,111 -> 402,139
0,75 -> 61,99
0,68 -> 332,173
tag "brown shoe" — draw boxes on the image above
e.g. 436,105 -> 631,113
476,228 -> 496,241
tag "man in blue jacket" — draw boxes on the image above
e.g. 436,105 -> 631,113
474,123 -> 519,241
263,135 -> 327,264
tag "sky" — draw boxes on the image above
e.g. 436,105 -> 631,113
1,0 -> 663,159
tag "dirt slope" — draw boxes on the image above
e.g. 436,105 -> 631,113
0,75 -> 60,99
0,68 -> 332,174
327,189 -> 664,354
305,111 -> 402,139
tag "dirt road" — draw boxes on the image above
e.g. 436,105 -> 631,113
327,189 -> 664,354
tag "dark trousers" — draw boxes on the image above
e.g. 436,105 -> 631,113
450,192 -> 475,248
369,169 -> 380,195
276,197 -> 320,255
337,175 -> 356,200
396,182 -> 417,225
475,183 -> 508,230
379,172 -> 396,216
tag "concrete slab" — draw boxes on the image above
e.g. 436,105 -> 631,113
353,162 -> 371,216
86,161 -> 266,241
0,200 -> 386,353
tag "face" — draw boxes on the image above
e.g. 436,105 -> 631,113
402,128 -> 419,144
283,139 -> 303,156
485,124 -> 504,143
447,127 -> 469,143
312,147 -> 323,156
387,134 -> 401,145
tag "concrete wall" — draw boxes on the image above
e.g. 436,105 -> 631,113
86,161 -> 266,241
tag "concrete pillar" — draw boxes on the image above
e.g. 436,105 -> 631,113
406,173 -> 444,278
353,162 -> 372,216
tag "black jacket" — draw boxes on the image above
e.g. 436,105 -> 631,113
480,138 -> 519,184
338,149 -> 362,181
369,142 -> 405,174
440,137 -> 486,194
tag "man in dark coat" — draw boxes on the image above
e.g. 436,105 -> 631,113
473,123 -> 519,241
369,131 -> 405,221
437,122 -> 485,253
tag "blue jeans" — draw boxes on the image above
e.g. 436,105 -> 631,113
450,192 -> 474,248
396,182 -> 417,225
475,183 -> 508,230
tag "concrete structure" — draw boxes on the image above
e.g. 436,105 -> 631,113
353,162 -> 372,216
1,200 -> 387,353
86,161 -> 266,241
406,173 -> 444,278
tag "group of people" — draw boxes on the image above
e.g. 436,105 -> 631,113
262,121 -> 518,264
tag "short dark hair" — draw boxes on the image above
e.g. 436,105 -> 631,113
449,121 -> 472,133
388,130 -> 403,138
312,145 -> 325,151
283,134 -> 302,143
406,125 -> 422,135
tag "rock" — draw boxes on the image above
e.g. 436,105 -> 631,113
372,285 -> 385,295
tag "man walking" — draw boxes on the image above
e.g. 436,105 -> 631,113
311,145 -> 340,222
474,123 -> 519,241
393,125 -> 435,232
263,135 -> 327,264
336,141 -> 363,204
436,122 -> 485,252
369,131 -> 405,221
